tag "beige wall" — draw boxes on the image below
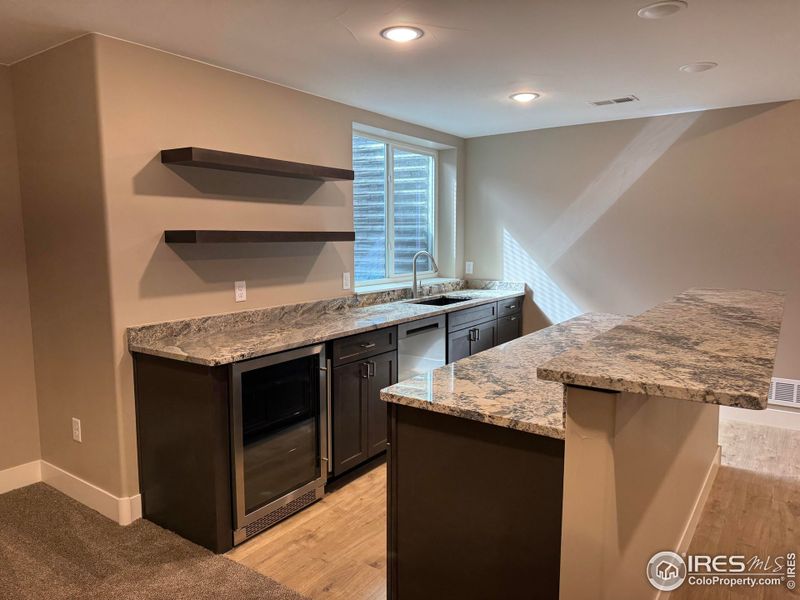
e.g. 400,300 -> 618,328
561,388 -> 719,599
13,33 -> 464,497
465,101 -> 800,379
12,37 -> 122,491
0,66 -> 40,472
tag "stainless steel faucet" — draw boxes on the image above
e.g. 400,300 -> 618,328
411,250 -> 439,299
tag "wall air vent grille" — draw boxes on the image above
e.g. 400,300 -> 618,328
768,377 -> 800,408
590,95 -> 640,106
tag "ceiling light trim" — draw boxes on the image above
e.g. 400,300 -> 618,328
380,26 -> 424,43
679,61 -> 718,73
510,92 -> 541,103
637,1 -> 688,19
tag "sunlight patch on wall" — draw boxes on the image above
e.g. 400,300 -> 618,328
503,229 -> 582,324
534,112 -> 700,267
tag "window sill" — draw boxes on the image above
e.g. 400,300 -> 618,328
355,277 -> 461,295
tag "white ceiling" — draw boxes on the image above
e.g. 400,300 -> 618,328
1,0 -> 799,137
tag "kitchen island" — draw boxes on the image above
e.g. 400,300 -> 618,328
381,289 -> 784,600
127,279 -> 526,552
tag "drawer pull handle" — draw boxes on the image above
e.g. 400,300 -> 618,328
360,342 -> 377,349
509,316 -> 517,321
506,304 -> 516,310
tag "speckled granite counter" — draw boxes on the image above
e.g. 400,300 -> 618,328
380,313 -> 627,439
127,281 -> 525,366
537,288 -> 785,410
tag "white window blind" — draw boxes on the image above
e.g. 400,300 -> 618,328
353,133 -> 436,284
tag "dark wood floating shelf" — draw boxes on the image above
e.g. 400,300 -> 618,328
165,230 -> 356,244
160,147 -> 355,181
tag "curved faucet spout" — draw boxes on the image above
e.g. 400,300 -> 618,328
411,251 -> 439,299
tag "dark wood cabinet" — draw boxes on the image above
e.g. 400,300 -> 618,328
330,327 -> 398,477
366,351 -> 395,456
447,302 -> 497,331
444,298 -> 522,363
497,313 -> 522,345
332,360 -> 369,475
472,319 -> 497,354
447,319 -> 497,362
497,298 -> 522,317
133,354 -> 235,553
332,327 -> 396,367
388,404 -> 564,599
446,327 -> 473,363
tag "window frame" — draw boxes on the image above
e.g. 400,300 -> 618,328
352,129 -> 439,287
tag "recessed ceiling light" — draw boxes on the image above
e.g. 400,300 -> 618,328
380,26 -> 424,43
510,92 -> 540,103
679,61 -> 718,73
637,0 -> 688,19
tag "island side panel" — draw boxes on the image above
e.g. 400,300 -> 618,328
133,353 -> 234,553
560,387 -> 720,600
387,403 -> 564,600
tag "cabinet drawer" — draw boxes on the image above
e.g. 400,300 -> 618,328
498,296 -> 523,317
332,327 -> 397,367
497,314 -> 522,345
448,302 -> 497,332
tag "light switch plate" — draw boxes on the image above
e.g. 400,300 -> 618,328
235,280 -> 247,302
465,261 -> 474,275
72,417 -> 82,443
342,272 -> 351,290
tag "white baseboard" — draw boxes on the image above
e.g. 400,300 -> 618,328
720,405 -> 800,431
676,444 -> 721,556
40,461 -> 141,525
0,459 -> 141,526
0,460 -> 42,495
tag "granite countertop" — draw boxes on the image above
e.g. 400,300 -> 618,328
537,288 -> 785,410
380,313 -> 628,439
128,284 -> 525,366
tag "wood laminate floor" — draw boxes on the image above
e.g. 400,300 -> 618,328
228,420 -> 800,600
672,420 -> 800,600
227,458 -> 387,600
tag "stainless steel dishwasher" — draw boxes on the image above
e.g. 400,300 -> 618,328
397,315 -> 447,381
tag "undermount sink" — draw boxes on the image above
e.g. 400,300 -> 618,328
411,295 -> 472,306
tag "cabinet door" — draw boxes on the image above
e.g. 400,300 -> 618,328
447,328 -> 472,364
497,314 -> 521,345
332,361 -> 369,476
470,320 -> 497,355
366,351 -> 397,458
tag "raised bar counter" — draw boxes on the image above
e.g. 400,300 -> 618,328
381,288 -> 786,600
537,288 -> 785,409
381,312 -> 627,438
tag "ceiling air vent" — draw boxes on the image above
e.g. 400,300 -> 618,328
590,95 -> 640,106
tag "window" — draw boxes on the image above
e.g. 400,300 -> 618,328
352,133 -> 436,285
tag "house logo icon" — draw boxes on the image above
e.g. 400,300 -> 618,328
647,551 -> 687,591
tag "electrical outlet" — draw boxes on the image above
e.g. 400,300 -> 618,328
72,418 -> 82,443
235,280 -> 247,302
342,272 -> 351,290
465,261 -> 474,275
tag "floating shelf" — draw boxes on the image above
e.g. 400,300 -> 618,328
160,147 -> 355,181
165,230 -> 356,244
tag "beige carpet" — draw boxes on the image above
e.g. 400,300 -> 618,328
0,483 -> 307,600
